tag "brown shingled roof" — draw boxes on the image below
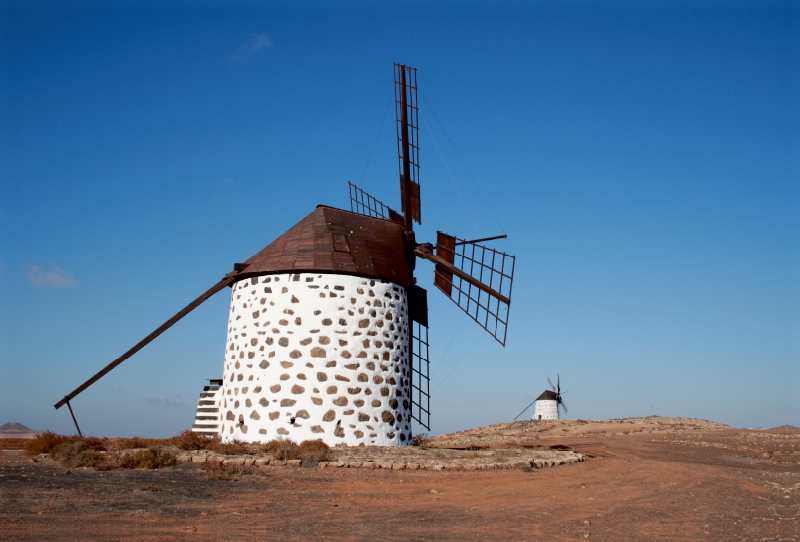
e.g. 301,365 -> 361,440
240,205 -> 411,287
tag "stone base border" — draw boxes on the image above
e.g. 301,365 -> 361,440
176,451 -> 584,471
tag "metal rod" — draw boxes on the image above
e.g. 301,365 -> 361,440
416,248 -> 511,306
400,66 -> 413,233
54,273 -> 240,410
455,234 -> 507,246
65,399 -> 83,437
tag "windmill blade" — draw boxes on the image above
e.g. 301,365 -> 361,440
547,375 -> 554,392
54,268 -> 245,410
348,182 -> 402,223
558,398 -> 568,415
410,319 -> 431,430
394,63 -> 421,225
416,232 -> 515,346
557,373 -> 561,394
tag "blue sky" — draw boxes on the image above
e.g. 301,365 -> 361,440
1,1 -> 797,437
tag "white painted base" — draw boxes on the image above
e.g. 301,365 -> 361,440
532,400 -> 558,420
219,273 -> 412,446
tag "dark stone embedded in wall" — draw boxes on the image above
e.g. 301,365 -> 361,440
322,410 -> 336,422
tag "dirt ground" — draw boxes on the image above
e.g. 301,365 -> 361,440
1,417 -> 798,541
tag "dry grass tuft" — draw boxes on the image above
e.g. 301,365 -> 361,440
121,436 -> 149,449
262,438 -> 300,460
201,461 -> 265,481
213,439 -> 249,456
141,484 -> 162,492
24,431 -> 81,458
411,433 -> 432,449
261,438 -> 333,465
171,430 -> 219,451
116,448 -> 178,469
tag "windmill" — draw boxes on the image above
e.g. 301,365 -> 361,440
514,375 -> 567,421
54,63 -> 516,446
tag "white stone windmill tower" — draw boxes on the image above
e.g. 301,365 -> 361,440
55,64 -> 516,446
533,375 -> 566,420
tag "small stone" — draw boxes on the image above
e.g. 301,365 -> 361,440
289,350 -> 302,359
347,387 -> 362,395
297,373 -> 307,380
335,375 -> 350,382
291,385 -> 305,394
299,338 -> 312,346
357,352 -> 368,359
280,374 -> 290,381
326,386 -> 338,394
259,360 -> 270,369
278,337 -> 289,347
373,375 -> 384,384
358,319 -> 370,328
250,410 -> 260,420
382,411 -> 395,424
269,411 -> 280,420
353,399 -> 365,407
358,413 -> 370,422
318,336 -> 331,345
291,296 -> 299,303
259,397 -> 269,407
343,409 -> 354,415
311,397 -> 323,405
295,317 -> 302,325
334,426 -> 345,437
281,361 -> 294,368
310,347 -> 326,358
339,339 -> 348,346
270,384 -> 281,393
354,430 -> 364,438
341,351 -> 352,359
380,387 -> 390,397
371,399 -> 381,407
321,318 -> 332,326
389,398 -> 398,409
344,363 -> 359,370
326,360 -> 337,367
311,425 -> 324,433
333,396 -> 348,407
322,410 -> 336,421
317,372 -> 328,382
277,427 -> 289,435
280,398 -> 297,407
357,373 -> 368,382
296,409 -> 310,419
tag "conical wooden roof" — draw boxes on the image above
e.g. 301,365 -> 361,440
240,205 -> 411,287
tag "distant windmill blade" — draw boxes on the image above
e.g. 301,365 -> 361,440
557,373 -> 561,394
559,398 -> 568,415
417,233 -> 515,346
348,182 -> 402,223
394,63 -> 421,225
547,375 -> 554,392
514,398 -> 538,421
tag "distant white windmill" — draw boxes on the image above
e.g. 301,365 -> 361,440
514,374 -> 567,421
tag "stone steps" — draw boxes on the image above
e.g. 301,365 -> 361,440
191,382 -> 221,435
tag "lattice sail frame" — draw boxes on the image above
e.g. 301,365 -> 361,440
394,63 -> 421,224
348,182 -> 402,221
410,320 -> 430,430
433,233 -> 514,346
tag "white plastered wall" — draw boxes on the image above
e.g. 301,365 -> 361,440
219,272 -> 412,446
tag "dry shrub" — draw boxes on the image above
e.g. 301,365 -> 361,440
121,436 -> 149,449
213,439 -> 249,455
411,433 -> 431,448
141,484 -> 162,492
201,461 -> 264,481
262,439 -> 300,460
24,431 -> 79,458
117,448 -> 177,469
298,439 -> 332,463
51,438 -> 108,468
172,430 -> 219,451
